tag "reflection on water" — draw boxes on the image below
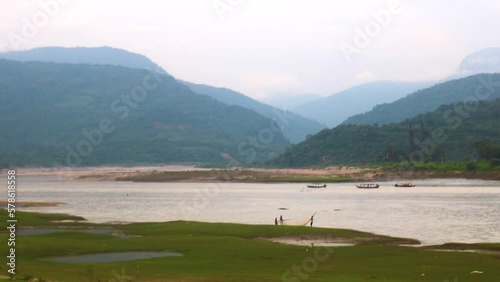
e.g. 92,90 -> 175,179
3,176 -> 500,245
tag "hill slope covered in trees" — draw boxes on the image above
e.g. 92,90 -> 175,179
0,60 -> 288,167
343,74 -> 500,125
272,98 -> 500,167
180,81 -> 325,143
0,46 -> 323,144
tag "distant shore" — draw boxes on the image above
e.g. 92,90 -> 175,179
2,165 -> 500,182
1,165 -> 374,182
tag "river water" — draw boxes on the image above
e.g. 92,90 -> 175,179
3,176 -> 500,245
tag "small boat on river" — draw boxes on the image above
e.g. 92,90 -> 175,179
307,183 -> 327,188
356,183 -> 379,189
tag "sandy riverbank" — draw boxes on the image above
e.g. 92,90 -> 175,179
1,165 -> 379,182
0,165 -> 206,180
2,165 -> 498,182
0,201 -> 63,207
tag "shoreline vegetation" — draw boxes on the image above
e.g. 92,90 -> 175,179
115,169 -> 358,183
2,162 -> 500,182
1,210 -> 499,281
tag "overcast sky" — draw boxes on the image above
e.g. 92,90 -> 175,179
2,0 -> 500,100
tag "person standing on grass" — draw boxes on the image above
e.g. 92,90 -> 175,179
310,216 -> 314,227
280,215 -> 283,225
275,217 -> 278,225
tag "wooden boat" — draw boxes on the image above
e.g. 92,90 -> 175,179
394,182 -> 415,187
356,183 -> 379,189
307,183 -> 327,188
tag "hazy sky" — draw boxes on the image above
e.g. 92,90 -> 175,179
2,0 -> 500,100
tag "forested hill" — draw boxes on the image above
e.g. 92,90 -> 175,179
272,98 -> 500,167
343,73 -> 500,125
0,60 -> 288,167
180,80 -> 325,143
0,46 -> 323,144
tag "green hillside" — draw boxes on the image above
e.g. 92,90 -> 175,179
0,60 -> 288,167
343,73 -> 500,125
0,47 -> 324,144
272,98 -> 500,167
180,80 -> 326,143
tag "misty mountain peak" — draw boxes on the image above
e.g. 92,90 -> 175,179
457,47 -> 500,75
0,46 -> 168,74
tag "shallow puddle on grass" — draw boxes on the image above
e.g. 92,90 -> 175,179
44,251 -> 183,263
17,228 -> 112,236
309,242 -> 355,247
18,228 -> 142,239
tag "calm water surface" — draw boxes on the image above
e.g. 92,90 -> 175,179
3,176 -> 500,245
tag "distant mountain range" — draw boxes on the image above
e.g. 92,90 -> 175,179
290,47 -> 500,127
273,49 -> 500,167
3,46 -> 500,168
343,73 -> 500,125
179,81 -> 325,143
261,93 -> 322,110
292,81 -> 432,127
0,46 -> 324,143
0,59 -> 288,167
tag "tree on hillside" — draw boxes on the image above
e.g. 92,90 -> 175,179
473,139 -> 500,166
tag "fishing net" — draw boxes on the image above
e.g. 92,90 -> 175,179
281,213 -> 316,226
281,218 -> 310,226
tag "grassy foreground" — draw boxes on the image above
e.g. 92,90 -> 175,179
1,210 -> 499,281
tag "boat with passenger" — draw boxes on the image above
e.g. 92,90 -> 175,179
394,182 -> 415,187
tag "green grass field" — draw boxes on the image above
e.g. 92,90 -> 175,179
1,210 -> 499,281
